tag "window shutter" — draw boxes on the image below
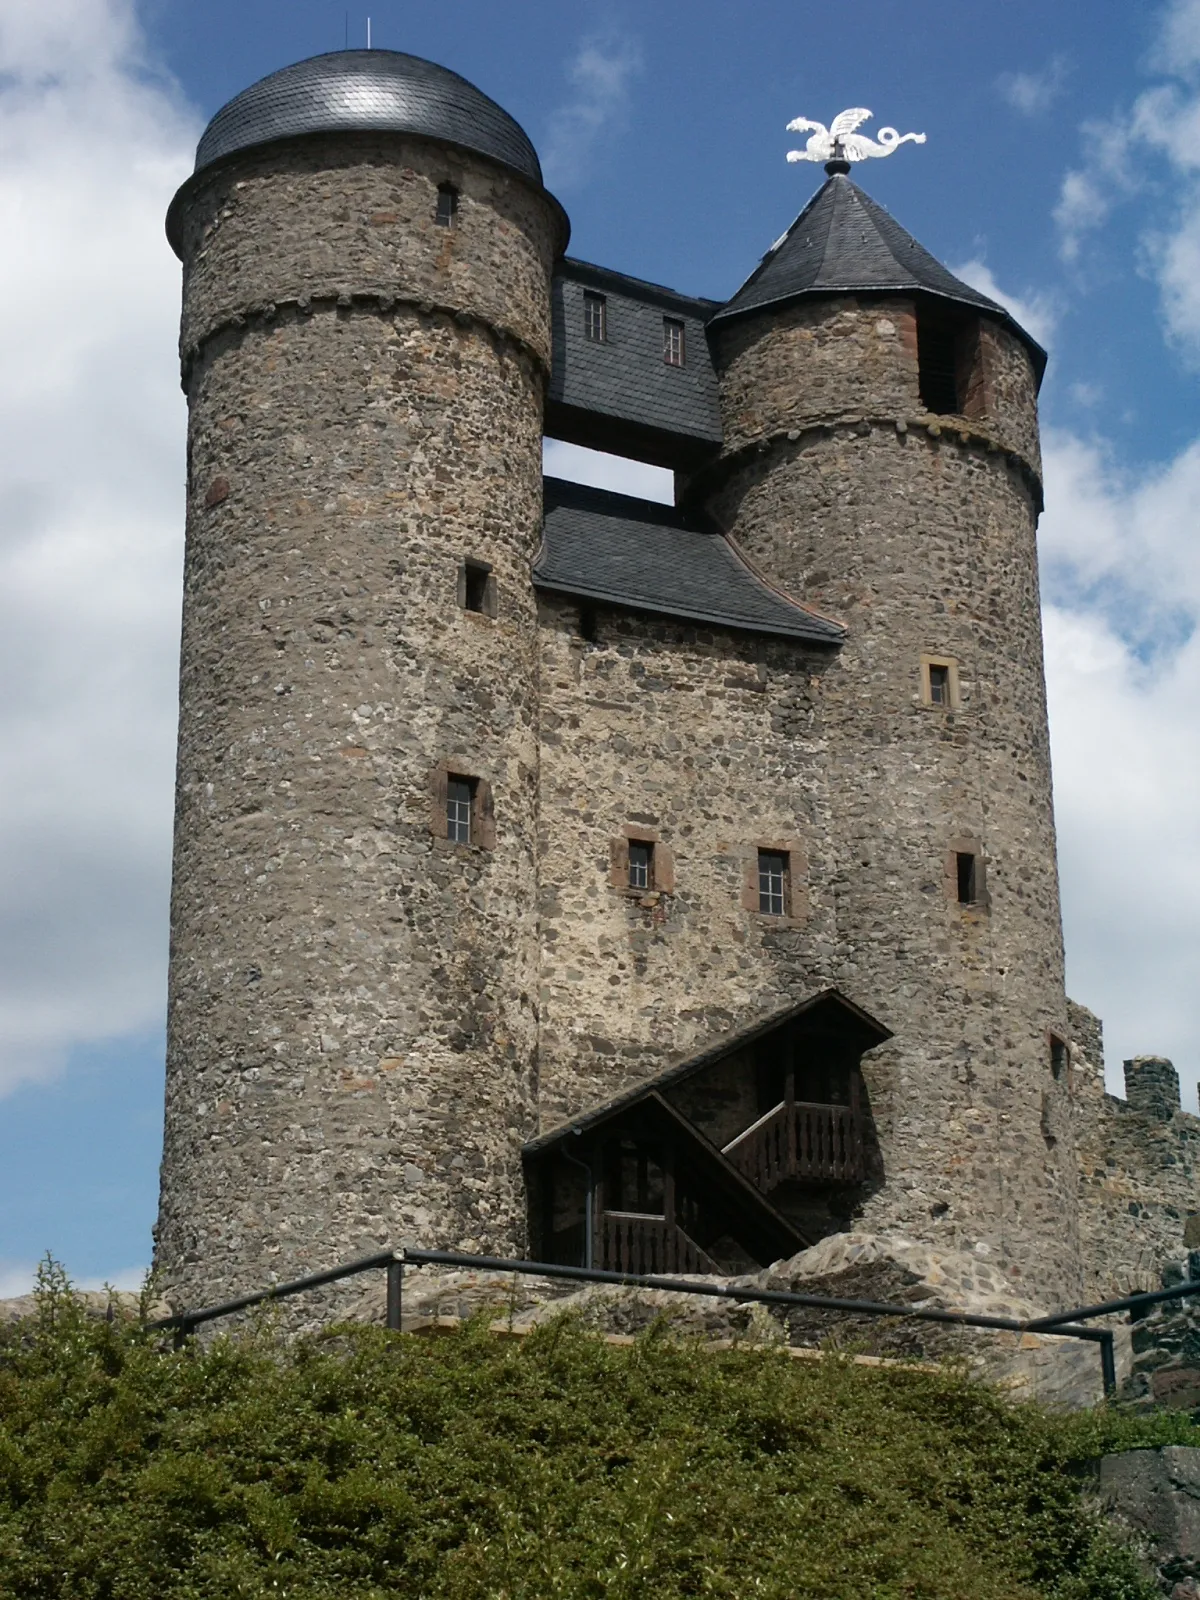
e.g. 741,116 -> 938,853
430,766 -> 449,838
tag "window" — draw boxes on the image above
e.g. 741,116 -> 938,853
917,312 -> 960,414
435,183 -> 458,228
663,317 -> 685,366
578,604 -> 598,642
1050,1035 -> 1069,1081
584,291 -> 607,343
604,1139 -> 665,1215
446,777 -> 474,843
920,655 -> 959,710
610,829 -> 674,895
460,558 -> 496,617
628,840 -> 653,891
918,312 -> 986,417
758,850 -> 788,916
956,851 -> 978,905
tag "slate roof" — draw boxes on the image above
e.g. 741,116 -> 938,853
191,50 -> 546,188
709,174 -> 1046,376
523,989 -> 891,1156
535,479 -> 845,645
547,259 -> 722,466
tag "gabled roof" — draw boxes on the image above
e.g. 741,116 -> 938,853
708,174 -> 1046,379
524,988 -> 891,1156
535,479 -> 845,645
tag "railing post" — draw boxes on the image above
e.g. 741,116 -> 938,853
386,1257 -> 403,1332
1099,1330 -> 1117,1399
172,1319 -> 193,1352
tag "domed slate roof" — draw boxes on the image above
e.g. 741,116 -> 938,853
709,173 -> 1046,378
193,49 -> 544,187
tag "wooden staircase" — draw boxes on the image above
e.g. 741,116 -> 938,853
722,1099 -> 863,1193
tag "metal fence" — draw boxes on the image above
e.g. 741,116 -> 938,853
145,1245 -> 1200,1398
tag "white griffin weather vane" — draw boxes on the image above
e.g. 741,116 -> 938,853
786,108 -> 926,169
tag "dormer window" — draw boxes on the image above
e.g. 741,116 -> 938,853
663,317 -> 685,366
584,291 -> 607,343
435,183 -> 459,228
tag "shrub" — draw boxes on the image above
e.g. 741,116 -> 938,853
0,1265 -> 1183,1598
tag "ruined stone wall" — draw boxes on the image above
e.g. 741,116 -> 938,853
694,296 -> 1079,1302
158,135 -> 559,1308
535,594 -> 842,1132
1070,1016 -> 1200,1297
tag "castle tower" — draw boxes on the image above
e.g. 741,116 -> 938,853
692,172 -> 1082,1297
157,52 -> 567,1306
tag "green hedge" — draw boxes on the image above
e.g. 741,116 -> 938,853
0,1265 -> 1194,1599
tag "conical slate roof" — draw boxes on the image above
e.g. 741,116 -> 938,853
708,173 -> 1045,374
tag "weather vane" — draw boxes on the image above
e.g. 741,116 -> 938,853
786,109 -> 926,174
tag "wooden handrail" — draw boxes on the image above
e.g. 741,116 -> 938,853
722,1101 -> 785,1156
723,1099 -> 863,1192
597,1210 -> 719,1277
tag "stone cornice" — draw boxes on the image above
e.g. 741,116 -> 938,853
179,290 -> 549,391
685,413 -> 1044,518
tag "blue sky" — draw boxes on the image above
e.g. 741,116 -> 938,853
1,0 -> 1199,1292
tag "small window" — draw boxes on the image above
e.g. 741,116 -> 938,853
1050,1036 -> 1069,1081
628,841 -> 653,891
579,604 -> 598,642
758,850 -> 788,916
584,291 -> 607,343
446,776 -> 474,844
435,183 -> 459,228
604,1138 -> 665,1215
663,317 -> 685,366
956,851 -> 978,905
917,313 -> 959,414
921,655 -> 959,710
460,559 -> 495,617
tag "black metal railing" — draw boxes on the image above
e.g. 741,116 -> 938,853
143,1246 -> 1200,1398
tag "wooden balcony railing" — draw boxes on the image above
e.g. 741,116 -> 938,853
598,1211 -> 719,1277
722,1100 -> 863,1193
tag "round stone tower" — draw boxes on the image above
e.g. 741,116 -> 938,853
157,51 -> 567,1307
695,172 -> 1082,1299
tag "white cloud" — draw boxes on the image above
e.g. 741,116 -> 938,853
0,0 -> 197,1096
540,31 -> 643,191
1055,3 -> 1200,349
997,57 -> 1070,117
1153,0 -> 1200,76
950,259 -> 1059,348
1038,426 -> 1200,1101
0,1259 -> 148,1299
1069,381 -> 1103,407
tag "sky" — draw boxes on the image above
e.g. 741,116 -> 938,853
1,0 -> 1199,1294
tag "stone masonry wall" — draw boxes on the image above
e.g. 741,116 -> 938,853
1071,1018 -> 1200,1297
157,136 -> 559,1309
169,133 -> 558,372
711,298 -> 1041,474
534,594 -> 841,1132
695,297 -> 1079,1302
